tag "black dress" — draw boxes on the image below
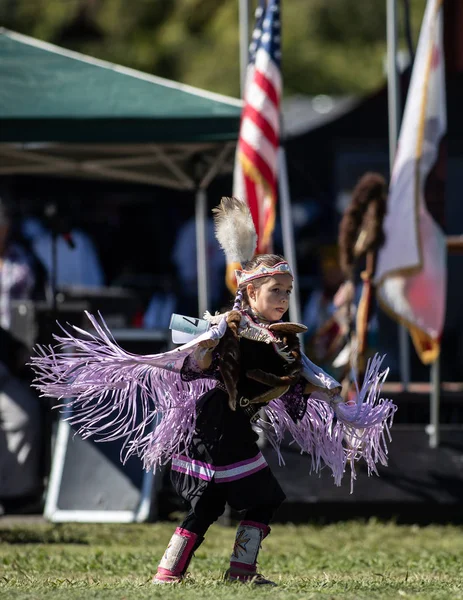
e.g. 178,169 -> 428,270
170,336 -> 293,522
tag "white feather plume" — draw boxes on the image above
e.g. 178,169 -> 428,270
212,196 -> 257,264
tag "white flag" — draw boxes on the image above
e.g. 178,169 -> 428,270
375,0 -> 447,365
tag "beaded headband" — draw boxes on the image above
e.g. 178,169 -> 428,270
235,261 -> 293,287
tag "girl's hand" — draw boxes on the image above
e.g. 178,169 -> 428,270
304,383 -> 343,402
225,310 -> 241,338
327,385 -> 342,398
326,386 -> 344,405
193,338 -> 219,369
197,338 -> 219,350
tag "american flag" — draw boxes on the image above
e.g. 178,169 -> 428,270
233,0 -> 281,254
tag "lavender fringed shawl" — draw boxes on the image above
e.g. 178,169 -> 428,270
261,353 -> 396,490
30,312 -> 396,488
31,312 -> 226,471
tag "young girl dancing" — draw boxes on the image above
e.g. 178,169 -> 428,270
31,197 -> 396,586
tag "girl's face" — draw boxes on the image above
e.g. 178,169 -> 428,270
247,273 -> 293,322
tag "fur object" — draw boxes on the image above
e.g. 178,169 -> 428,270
338,172 -> 387,280
246,331 -> 303,389
212,197 -> 257,265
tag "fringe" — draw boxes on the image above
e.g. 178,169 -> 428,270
30,312 -> 396,489
30,312 -> 215,469
258,353 -> 397,491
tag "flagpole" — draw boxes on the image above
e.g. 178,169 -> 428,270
428,355 -> 440,448
428,0 -> 444,449
195,187 -> 209,317
239,0 -> 250,96
278,146 -> 302,323
386,0 -> 411,390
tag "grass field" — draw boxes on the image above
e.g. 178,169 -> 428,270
1,519 -> 463,600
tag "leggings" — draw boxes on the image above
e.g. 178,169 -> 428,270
179,480 -> 281,537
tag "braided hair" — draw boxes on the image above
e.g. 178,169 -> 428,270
217,289 -> 242,410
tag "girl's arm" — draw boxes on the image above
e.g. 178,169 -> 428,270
181,339 -> 220,381
192,338 -> 219,370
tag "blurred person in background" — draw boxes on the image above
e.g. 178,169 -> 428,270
302,245 -> 379,380
171,215 -> 225,316
143,273 -> 177,330
0,200 -> 35,332
22,212 -> 105,289
0,196 -> 43,513
302,245 -> 345,340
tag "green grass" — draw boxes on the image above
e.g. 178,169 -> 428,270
1,520 -> 463,599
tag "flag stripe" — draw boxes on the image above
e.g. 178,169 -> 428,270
232,0 -> 280,255
240,117 -> 278,174
254,48 -> 282,96
246,82 -> 280,132
242,104 -> 278,149
253,69 -> 279,109
244,174 -> 261,237
239,137 -> 276,191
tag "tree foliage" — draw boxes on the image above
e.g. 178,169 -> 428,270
0,0 -> 427,97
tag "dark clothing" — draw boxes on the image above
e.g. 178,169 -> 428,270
171,335 -> 293,531
179,474 -> 284,537
170,386 -> 286,521
237,336 -> 288,401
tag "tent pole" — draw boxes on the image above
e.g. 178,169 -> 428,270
195,187 -> 209,317
387,0 -> 411,390
278,146 -> 301,324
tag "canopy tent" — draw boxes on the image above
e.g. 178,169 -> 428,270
0,28 -> 242,187
0,28 -> 245,313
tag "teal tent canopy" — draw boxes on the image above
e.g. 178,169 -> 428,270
0,28 -> 242,144
0,28 -> 242,190
0,28 -> 246,313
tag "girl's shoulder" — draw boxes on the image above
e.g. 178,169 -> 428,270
204,309 -> 278,344
203,309 -> 307,344
239,312 -> 308,341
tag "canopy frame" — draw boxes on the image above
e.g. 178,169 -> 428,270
0,141 -> 236,191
